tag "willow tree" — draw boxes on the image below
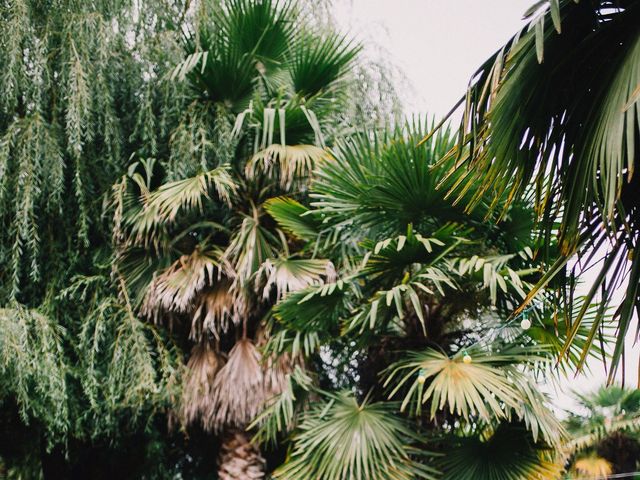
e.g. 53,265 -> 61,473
0,0 -> 188,476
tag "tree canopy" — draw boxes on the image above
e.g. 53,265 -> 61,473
0,0 -> 638,479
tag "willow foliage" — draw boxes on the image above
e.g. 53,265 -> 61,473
0,306 -> 68,439
0,0 -> 185,301
0,0 -> 189,448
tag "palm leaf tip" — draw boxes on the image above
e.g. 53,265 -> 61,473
429,0 -> 640,378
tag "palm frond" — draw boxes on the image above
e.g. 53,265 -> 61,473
206,338 -> 292,432
273,392 -> 439,480
225,206 -> 280,281
141,246 -> 223,318
126,166 -> 235,246
184,0 -> 296,106
437,423 -> 563,480
191,278 -> 243,339
264,196 -> 321,241
524,297 -> 614,373
256,256 -> 334,300
250,365 -> 313,446
360,223 -> 462,281
383,345 -> 550,423
207,339 -> 267,432
180,341 -> 225,428
426,0 -> 640,377
565,415 -> 640,456
288,32 -> 361,98
269,280 -> 354,356
247,144 -> 329,189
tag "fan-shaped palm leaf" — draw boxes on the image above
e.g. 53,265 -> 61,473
225,206 -> 279,281
384,346 -> 551,424
191,278 -> 242,339
180,341 -> 225,427
273,392 -> 439,480
256,257 -> 334,300
207,339 -> 267,432
288,32 -> 362,98
247,144 -> 329,189
127,166 -> 235,245
437,423 -> 562,480
142,246 -> 223,318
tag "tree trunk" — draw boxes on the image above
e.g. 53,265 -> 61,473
217,430 -> 265,480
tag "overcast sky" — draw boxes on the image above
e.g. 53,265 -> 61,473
333,0 -> 639,411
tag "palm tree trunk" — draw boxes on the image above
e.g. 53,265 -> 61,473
217,430 -> 265,480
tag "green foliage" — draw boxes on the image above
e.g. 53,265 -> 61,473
273,392 -> 439,480
0,0 -> 187,301
427,0 -> 640,378
0,306 -> 68,439
264,196 -> 321,241
0,1 -> 603,478
61,274 -> 183,439
437,423 -> 562,480
565,385 -> 640,458
250,365 -> 313,445
261,117 -> 573,478
0,0 -> 192,467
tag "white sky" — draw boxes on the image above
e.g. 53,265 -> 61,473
333,0 -> 639,411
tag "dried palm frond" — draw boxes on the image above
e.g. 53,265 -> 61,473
191,278 -> 245,340
254,323 -> 300,398
180,341 -> 225,427
256,257 -> 334,300
207,339 -> 266,432
262,351 -> 296,400
246,144 -> 329,189
142,247 -> 222,319
573,454 -> 612,479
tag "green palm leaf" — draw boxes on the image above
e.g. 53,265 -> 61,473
288,32 -> 362,98
383,345 -> 553,428
264,196 -> 321,241
426,0 -> 640,377
125,166 -> 235,245
273,392 -> 438,480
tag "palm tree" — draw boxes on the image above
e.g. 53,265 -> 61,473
113,1 -> 361,477
423,0 -> 640,379
564,385 -> 640,478
253,120 -> 607,478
